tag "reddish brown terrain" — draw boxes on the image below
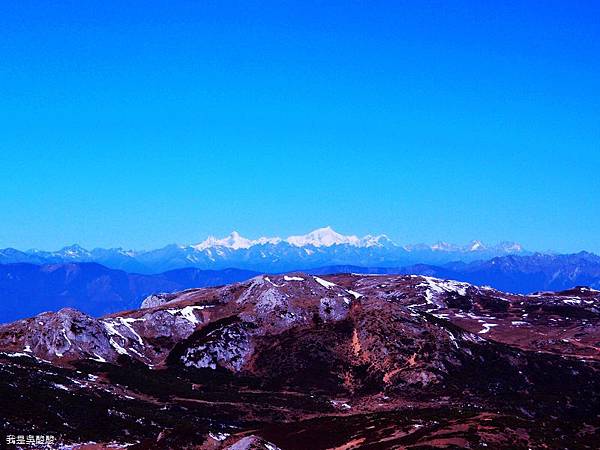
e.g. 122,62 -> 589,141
1,274 -> 599,449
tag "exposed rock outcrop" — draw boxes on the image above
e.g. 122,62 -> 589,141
1,274 -> 600,448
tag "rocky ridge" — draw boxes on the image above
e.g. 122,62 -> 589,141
1,274 -> 599,448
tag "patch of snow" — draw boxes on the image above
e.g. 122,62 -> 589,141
314,276 -> 337,289
166,305 -> 214,324
330,400 -> 352,410
445,330 -> 459,348
479,323 -> 498,334
411,277 -> 471,312
419,277 -> 469,297
119,317 -> 145,345
179,306 -> 202,324
462,332 -> 485,343
208,432 -> 230,441
62,330 -> 72,347
284,275 -> 304,281
1,351 -> 32,358
110,339 -> 129,355
346,289 -> 363,299
90,354 -> 107,363
264,276 -> 284,287
103,321 -> 130,355
581,287 -> 599,292
432,313 -> 450,319
103,320 -> 125,340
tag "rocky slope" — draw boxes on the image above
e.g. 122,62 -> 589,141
1,274 -> 599,448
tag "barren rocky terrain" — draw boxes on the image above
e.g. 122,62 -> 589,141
1,273 -> 599,449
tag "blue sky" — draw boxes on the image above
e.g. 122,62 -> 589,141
0,1 -> 599,252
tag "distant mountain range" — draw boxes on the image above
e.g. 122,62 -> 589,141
2,251 -> 600,323
0,226 -> 528,274
0,263 -> 259,323
310,251 -> 600,294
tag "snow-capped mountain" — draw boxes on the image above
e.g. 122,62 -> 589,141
188,227 -> 519,254
192,231 -> 282,250
0,227 -> 527,273
192,227 -> 391,250
287,227 -> 395,248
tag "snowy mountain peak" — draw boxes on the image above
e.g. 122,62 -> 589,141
498,241 -> 523,253
193,231 -> 281,250
59,244 -> 92,258
360,234 -> 394,248
468,240 -> 486,252
430,241 -> 459,252
189,228 -> 524,254
11,229 -> 526,274
192,227 -> 393,250
286,226 -> 362,247
193,231 -> 253,250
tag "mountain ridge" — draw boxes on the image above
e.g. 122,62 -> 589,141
1,227 -> 529,274
0,263 -> 259,323
2,251 -> 600,324
1,273 -> 599,448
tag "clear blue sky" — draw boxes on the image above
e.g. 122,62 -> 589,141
1,1 -> 599,252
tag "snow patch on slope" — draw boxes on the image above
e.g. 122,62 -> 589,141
314,276 -> 337,289
284,275 -> 304,281
166,305 -> 214,324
